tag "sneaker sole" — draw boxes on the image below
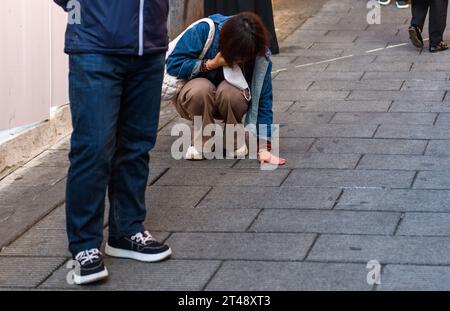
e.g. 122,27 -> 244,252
378,1 -> 391,5
408,28 -> 424,48
396,3 -> 410,9
105,244 -> 172,262
73,267 -> 108,285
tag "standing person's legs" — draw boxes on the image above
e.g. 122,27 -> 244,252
174,78 -> 217,148
66,54 -> 124,256
216,80 -> 249,152
429,0 -> 449,46
107,53 -> 165,240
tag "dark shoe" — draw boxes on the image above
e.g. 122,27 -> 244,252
429,41 -> 449,53
72,248 -> 108,285
396,1 -> 410,8
106,230 -> 172,262
408,26 -> 424,48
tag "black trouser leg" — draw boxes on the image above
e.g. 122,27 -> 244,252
411,0 -> 430,31
429,0 -> 449,46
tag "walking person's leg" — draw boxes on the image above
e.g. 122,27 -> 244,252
105,53 -> 172,262
66,54 -> 125,284
409,0 -> 430,47
428,0 -> 449,51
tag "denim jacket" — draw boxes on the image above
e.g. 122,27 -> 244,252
166,14 -> 274,139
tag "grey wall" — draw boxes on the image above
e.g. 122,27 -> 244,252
168,0 -> 204,39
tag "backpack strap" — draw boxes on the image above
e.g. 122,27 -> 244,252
166,18 -> 216,60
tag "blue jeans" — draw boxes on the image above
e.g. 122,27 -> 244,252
66,53 -> 165,256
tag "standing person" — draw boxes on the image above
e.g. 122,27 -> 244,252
204,0 -> 280,54
53,0 -> 172,285
408,0 -> 449,52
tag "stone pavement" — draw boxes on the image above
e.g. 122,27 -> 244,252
3,0 -> 450,290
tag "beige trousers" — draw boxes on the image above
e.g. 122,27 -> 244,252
174,78 -> 249,150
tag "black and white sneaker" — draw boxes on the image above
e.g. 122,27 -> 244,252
396,0 -> 410,8
72,248 -> 108,285
378,0 -> 391,5
105,230 -> 172,262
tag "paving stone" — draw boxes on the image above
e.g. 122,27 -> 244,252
166,232 -> 316,260
309,80 -> 404,91
378,265 -> 450,290
280,124 -> 378,138
434,113 -> 450,126
402,80 -> 450,91
206,261 -> 372,291
0,166 -> 67,188
397,213 -> 450,236
249,209 -> 399,235
412,62 -> 450,72
272,80 -> 313,91
274,71 -> 364,81
144,207 -> 260,232
24,150 -> 69,168
390,101 -> 450,113
278,138 -> 315,153
282,169 -> 415,188
234,152 -> 360,169
362,71 -> 449,81
326,62 -> 412,72
311,138 -> 427,155
147,186 -> 210,209
357,154 -> 450,170
414,171 -> 450,189
425,140 -> 450,156
274,90 -> 350,101
330,112 -> 436,125
155,168 -> 290,187
337,188 -> 450,212
289,100 -> 391,112
307,234 -> 450,265
198,186 -> 341,209
274,112 -> 334,124
348,91 -> 445,102
0,257 -> 66,288
376,125 -> 450,139
40,259 -> 221,290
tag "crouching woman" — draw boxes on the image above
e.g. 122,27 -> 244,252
167,12 -> 285,165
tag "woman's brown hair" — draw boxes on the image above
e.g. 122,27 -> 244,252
219,12 -> 270,66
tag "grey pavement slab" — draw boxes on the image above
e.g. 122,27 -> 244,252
150,152 -> 237,168
0,257 -> 66,289
412,62 -> 450,72
425,140 -> 450,156
154,168 -> 290,187
278,138 -> 315,153
234,153 -> 360,169
326,62 -> 412,72
402,80 -> 450,91
280,124 -> 378,138
274,71 -> 364,82
40,259 -> 221,290
23,150 -> 69,168
282,169 -> 415,188
307,234 -> 450,265
390,101 -> 450,113
357,154 -> 450,170
337,188 -> 450,212
206,261 -> 372,291
397,213 -> 450,236
362,71 -> 449,81
146,186 -> 210,209
311,138 -> 427,155
376,125 -> 450,139
379,265 -> 450,291
249,209 -> 400,235
309,80 -> 404,91
330,113 -> 436,125
274,90 -> 350,101
144,207 -> 260,232
166,232 -> 316,260
198,186 -> 341,209
414,171 -> 450,189
348,91 -> 445,102
289,100 -> 392,112
274,112 -> 334,124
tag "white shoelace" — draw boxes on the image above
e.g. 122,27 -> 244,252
75,248 -> 101,265
131,231 -> 155,245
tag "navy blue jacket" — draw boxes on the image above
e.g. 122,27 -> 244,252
54,0 -> 169,55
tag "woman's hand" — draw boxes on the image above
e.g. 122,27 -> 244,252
206,52 -> 227,70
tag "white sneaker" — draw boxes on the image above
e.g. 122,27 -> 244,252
184,145 -> 203,160
225,145 -> 248,159
378,0 -> 391,5
395,1 -> 410,8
